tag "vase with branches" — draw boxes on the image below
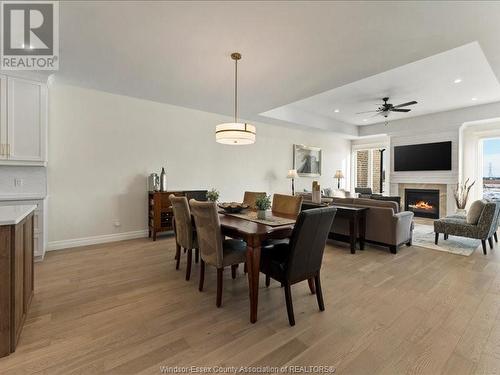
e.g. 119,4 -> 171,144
453,178 -> 475,213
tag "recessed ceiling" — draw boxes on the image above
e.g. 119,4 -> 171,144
50,1 -> 500,136
261,42 -> 500,126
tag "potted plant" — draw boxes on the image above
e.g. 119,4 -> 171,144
453,178 -> 475,214
255,194 -> 271,220
206,188 -> 220,202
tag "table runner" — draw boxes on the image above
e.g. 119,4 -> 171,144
221,210 -> 296,227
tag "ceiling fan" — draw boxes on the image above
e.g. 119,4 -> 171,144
356,97 -> 418,119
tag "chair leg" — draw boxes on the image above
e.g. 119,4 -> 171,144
488,237 -> 494,249
284,283 -> 295,326
494,232 -> 498,242
444,234 -> 449,240
265,275 -> 270,287
198,259 -> 205,291
482,240 -> 487,255
231,264 -> 237,279
185,249 -> 193,281
175,245 -> 181,270
195,248 -> 199,263
216,268 -> 223,307
307,278 -> 316,294
314,273 -> 325,311
435,232 -> 439,245
244,262 -> 248,273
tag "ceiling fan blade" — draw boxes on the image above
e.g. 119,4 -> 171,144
355,110 -> 379,114
391,108 -> 411,112
392,101 -> 417,108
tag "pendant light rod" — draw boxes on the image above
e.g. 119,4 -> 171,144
231,52 -> 241,123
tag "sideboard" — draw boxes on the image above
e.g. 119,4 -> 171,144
148,190 -> 207,240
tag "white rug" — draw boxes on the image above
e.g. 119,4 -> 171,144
412,224 -> 480,256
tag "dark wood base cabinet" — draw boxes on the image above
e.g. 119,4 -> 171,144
0,213 -> 34,358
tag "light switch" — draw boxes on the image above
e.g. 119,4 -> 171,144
14,178 -> 23,187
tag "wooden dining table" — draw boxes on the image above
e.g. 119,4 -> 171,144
219,212 -> 295,323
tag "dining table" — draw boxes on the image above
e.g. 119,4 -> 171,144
219,211 -> 296,323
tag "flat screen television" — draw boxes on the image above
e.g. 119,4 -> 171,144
394,141 -> 452,171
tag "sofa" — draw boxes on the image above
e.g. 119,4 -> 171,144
434,200 -> 500,255
329,197 -> 414,253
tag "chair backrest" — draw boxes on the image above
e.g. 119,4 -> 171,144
243,191 -> 267,210
189,199 -> 223,268
355,187 -> 373,195
272,194 -> 303,218
286,207 -> 337,282
169,195 -> 194,249
477,201 -> 500,239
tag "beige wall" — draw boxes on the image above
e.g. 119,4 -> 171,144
47,83 -> 351,245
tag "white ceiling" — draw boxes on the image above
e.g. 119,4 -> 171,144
262,42 -> 500,126
53,1 -> 500,135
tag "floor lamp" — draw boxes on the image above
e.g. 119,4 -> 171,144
287,169 -> 299,195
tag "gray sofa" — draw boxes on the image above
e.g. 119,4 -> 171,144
329,197 -> 414,253
434,200 -> 500,255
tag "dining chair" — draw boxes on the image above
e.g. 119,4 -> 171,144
260,206 -> 337,326
189,199 -> 247,307
170,195 -> 198,281
243,191 -> 267,210
272,193 -> 303,218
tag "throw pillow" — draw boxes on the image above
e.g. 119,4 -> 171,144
466,200 -> 485,224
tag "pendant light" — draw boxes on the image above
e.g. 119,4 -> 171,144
215,52 -> 256,145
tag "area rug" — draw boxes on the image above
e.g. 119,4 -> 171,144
412,224 -> 480,256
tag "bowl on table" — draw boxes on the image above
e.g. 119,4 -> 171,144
218,202 -> 250,214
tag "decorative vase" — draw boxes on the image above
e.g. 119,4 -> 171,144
257,210 -> 266,220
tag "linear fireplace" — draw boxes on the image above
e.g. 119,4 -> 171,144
405,189 -> 440,219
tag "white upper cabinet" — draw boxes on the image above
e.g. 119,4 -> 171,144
0,75 -> 47,165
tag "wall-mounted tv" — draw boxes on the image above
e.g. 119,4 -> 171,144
394,141 -> 452,171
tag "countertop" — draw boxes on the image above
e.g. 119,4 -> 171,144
0,205 -> 37,225
0,194 -> 46,201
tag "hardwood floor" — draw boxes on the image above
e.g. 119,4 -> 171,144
1,236 -> 500,374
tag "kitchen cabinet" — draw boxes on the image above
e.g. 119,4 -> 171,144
0,75 -> 47,165
0,205 -> 35,357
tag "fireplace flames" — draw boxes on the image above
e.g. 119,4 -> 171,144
409,200 -> 434,211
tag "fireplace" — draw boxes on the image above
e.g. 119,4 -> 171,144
405,189 -> 440,219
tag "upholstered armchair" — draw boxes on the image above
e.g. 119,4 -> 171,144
170,195 -> 198,280
434,200 -> 500,255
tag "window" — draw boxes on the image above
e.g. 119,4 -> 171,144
483,138 -> 500,202
354,148 -> 386,194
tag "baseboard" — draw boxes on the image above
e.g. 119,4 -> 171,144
47,230 -> 149,252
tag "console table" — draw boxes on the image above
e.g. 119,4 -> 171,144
329,205 -> 369,254
148,190 -> 207,240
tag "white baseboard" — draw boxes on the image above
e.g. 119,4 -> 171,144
47,230 -> 149,252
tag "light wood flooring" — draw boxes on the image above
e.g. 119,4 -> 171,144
1,236 -> 500,374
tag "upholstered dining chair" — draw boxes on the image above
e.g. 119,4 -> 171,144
260,206 -> 337,326
243,191 -> 267,210
272,193 -> 303,218
170,195 -> 198,281
189,199 -> 247,307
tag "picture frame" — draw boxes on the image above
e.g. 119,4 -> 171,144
293,144 -> 322,177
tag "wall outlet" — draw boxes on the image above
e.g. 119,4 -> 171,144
14,178 -> 23,187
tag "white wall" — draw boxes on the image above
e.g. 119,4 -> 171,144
47,83 -> 350,246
